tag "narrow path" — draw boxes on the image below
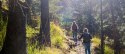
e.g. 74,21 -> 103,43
67,36 -> 85,54
67,36 -> 95,54
75,41 -> 85,54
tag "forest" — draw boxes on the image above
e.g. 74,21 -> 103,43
0,0 -> 125,54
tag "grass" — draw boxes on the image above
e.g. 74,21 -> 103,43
0,25 -> 6,51
27,22 -> 68,54
27,40 -> 63,54
50,22 -> 68,49
26,25 -> 39,38
104,45 -> 114,54
27,41 -> 63,54
0,18 -> 7,51
92,36 -> 114,54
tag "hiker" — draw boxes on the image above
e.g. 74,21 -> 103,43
79,28 -> 92,54
71,21 -> 78,45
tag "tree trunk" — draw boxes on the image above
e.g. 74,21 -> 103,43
26,0 -> 32,27
0,0 -> 27,54
100,0 -> 104,54
109,0 -> 119,54
39,0 -> 51,46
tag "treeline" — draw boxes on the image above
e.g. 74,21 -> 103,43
71,0 -> 125,54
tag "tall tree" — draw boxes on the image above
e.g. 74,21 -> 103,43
25,0 -> 32,27
86,0 -> 96,35
39,0 -> 51,46
108,0 -> 123,53
72,0 -> 98,34
0,0 -> 27,54
100,0 -> 104,54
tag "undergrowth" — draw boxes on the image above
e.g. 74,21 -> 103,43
104,45 -> 114,54
0,15 -> 7,51
92,36 -> 101,46
0,25 -> 6,51
92,36 -> 114,54
26,25 -> 39,38
50,22 -> 68,49
27,22 -> 68,54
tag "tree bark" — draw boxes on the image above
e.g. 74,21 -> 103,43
0,0 -> 27,54
25,0 -> 32,27
39,0 -> 51,46
100,0 -> 104,54
109,0 -> 119,54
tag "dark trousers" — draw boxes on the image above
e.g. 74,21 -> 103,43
83,42 -> 91,54
72,31 -> 77,43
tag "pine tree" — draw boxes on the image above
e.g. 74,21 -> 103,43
38,0 -> 51,46
1,0 -> 27,54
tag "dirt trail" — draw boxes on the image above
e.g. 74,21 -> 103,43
67,36 -> 95,54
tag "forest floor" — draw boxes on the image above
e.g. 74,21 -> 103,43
66,35 -> 95,54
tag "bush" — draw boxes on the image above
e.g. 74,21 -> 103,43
27,22 -> 68,54
50,22 -> 67,49
92,37 -> 100,46
105,45 -> 114,54
92,36 -> 114,54
0,19 -> 7,51
26,25 -> 39,38
0,25 -> 6,51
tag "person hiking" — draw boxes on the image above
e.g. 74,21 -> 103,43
71,21 -> 78,45
79,28 -> 92,54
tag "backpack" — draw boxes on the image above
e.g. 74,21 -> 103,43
72,24 -> 77,31
82,33 -> 92,43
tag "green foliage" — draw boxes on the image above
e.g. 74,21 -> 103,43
28,43 -> 62,54
31,0 -> 41,15
32,0 -> 63,19
1,0 -> 8,10
26,25 -> 39,38
104,45 -> 114,54
0,12 -> 3,30
92,37 -> 114,54
27,40 -> 62,54
0,2 -> 8,50
0,25 -> 6,51
49,0 -> 63,14
27,41 -> 38,54
49,0 -> 63,23
0,12 -> 7,51
27,41 -> 62,54
27,22 -> 68,54
92,37 -> 101,46
50,22 -> 67,48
